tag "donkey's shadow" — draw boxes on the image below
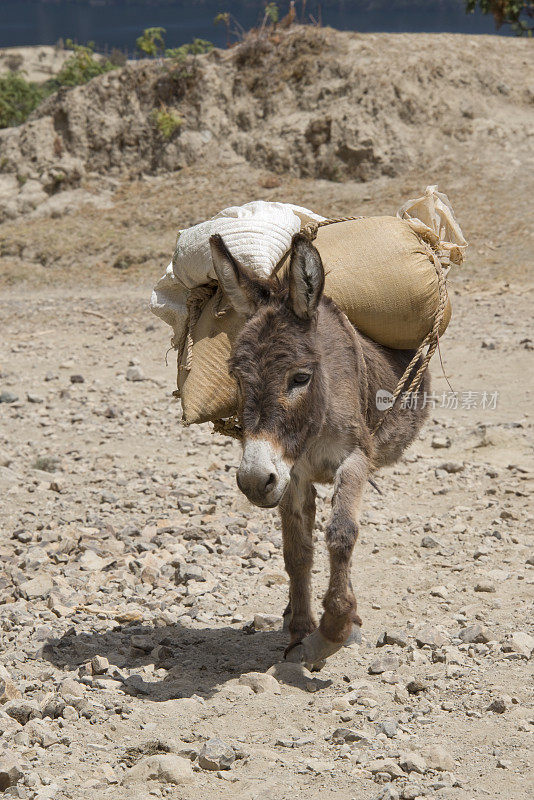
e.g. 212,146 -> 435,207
42,620 -> 287,702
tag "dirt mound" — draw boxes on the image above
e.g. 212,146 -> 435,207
0,28 -> 531,220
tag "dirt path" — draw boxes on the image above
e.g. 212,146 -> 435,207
0,278 -> 532,800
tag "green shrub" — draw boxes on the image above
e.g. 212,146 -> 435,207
264,2 -> 279,25
52,43 -> 116,88
0,41 -> 119,129
136,27 -> 167,58
164,39 -> 214,61
152,106 -> 183,139
0,73 -> 46,129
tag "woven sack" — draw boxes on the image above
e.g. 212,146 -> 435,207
178,216 -> 451,425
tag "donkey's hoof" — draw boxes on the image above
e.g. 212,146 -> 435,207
284,624 -> 361,670
344,623 -> 362,647
284,629 -> 342,670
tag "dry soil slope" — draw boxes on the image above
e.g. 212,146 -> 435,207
0,28 -> 532,218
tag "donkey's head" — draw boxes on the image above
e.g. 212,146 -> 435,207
210,233 -> 327,508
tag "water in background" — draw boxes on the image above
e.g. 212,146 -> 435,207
2,0 -> 504,53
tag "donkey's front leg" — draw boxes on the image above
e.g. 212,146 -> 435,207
286,451 -> 367,669
279,477 -> 318,648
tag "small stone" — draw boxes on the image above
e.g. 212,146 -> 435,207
0,754 -> 23,791
19,575 -> 53,600
459,624 -> 492,644
332,728 -> 370,744
62,704 -> 80,720
439,461 -> 464,473
198,738 -> 235,771
368,758 -> 405,778
91,655 -> 109,675
122,754 -> 193,786
78,550 -> 105,571
0,391 -> 18,404
497,758 -> 512,769
70,374 -> 85,384
488,697 -> 508,714
26,393 -> 44,404
174,563 -> 203,584
502,631 -> 534,658
373,787 -> 400,800
0,674 -> 22,705
406,678 -> 427,695
421,535 -> 441,548
474,581 -> 496,593
253,613 -> 282,631
394,686 -> 410,704
4,699 -> 41,725
431,435 -> 451,449
379,719 -> 398,738
429,585 -> 449,599
368,655 -> 399,674
377,630 -> 409,648
126,366 -> 144,382
238,672 -> 280,694
399,752 -> 427,774
415,625 -> 448,649
60,678 -> 85,699
130,635 -> 153,653
424,745 -> 455,771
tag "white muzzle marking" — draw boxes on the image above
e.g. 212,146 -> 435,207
237,437 -> 291,508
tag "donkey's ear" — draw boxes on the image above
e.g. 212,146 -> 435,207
288,233 -> 325,319
210,234 -> 268,316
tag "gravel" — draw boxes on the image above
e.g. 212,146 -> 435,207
0,187 -> 532,800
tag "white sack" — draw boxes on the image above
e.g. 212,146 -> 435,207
150,201 -> 325,341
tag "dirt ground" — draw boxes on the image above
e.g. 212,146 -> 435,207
0,30 -> 533,800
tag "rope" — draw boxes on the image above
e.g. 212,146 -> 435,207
196,214 -> 446,441
369,246 -> 447,437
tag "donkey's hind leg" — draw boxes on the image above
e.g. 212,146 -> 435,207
279,478 -> 317,647
286,450 -> 367,669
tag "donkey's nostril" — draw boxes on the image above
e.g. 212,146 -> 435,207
264,473 -> 277,493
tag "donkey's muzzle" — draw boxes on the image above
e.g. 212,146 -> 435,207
237,437 -> 291,508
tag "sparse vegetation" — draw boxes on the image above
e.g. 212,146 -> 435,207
466,0 -> 533,34
264,2 -> 280,26
164,39 -> 214,61
152,105 -> 183,139
0,41 -> 118,129
0,73 -> 47,129
51,41 -> 116,87
136,26 -> 167,58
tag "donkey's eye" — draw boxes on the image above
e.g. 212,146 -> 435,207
288,372 -> 311,390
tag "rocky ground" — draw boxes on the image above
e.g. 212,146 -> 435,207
0,26 -> 533,800
0,262 -> 533,800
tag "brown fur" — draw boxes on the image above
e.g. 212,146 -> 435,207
210,232 -> 429,660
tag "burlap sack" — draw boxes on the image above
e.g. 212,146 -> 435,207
179,216 -> 451,425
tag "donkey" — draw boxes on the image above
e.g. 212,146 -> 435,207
209,232 -> 429,669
